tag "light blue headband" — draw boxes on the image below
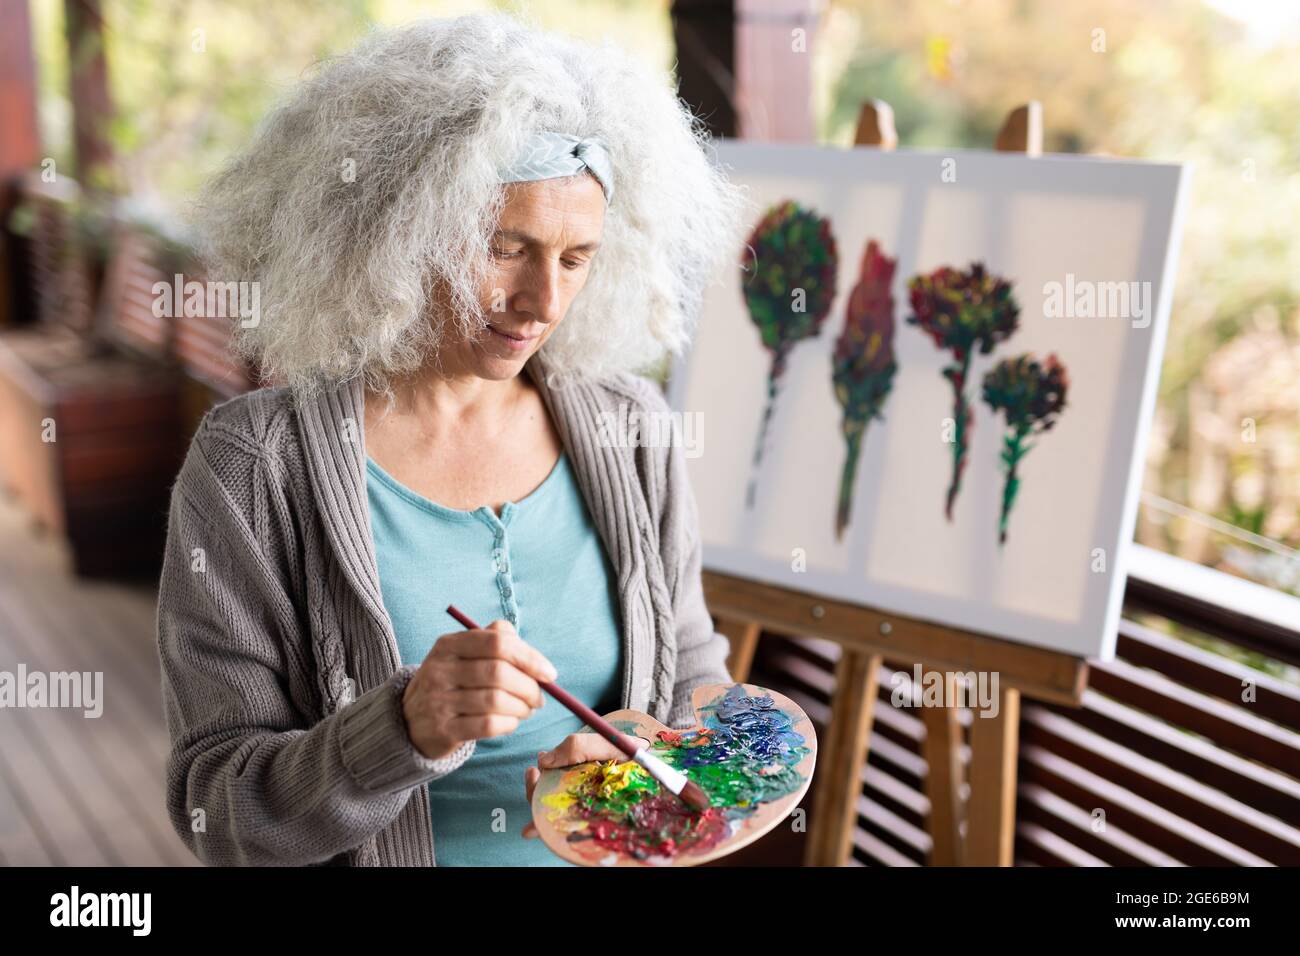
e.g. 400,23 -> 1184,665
497,131 -> 615,205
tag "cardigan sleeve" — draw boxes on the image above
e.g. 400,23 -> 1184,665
654,389 -> 734,731
156,428 -> 473,866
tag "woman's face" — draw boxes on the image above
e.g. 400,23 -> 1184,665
445,173 -> 607,381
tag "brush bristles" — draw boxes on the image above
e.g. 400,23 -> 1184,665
680,779 -> 711,812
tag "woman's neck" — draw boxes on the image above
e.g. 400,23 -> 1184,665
365,363 -> 533,446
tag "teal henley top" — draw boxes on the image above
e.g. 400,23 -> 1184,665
365,449 -> 624,866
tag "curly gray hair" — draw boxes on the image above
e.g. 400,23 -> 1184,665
195,11 -> 750,397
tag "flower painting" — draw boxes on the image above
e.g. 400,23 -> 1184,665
982,353 -> 1070,544
906,263 -> 1020,520
739,200 -> 838,509
831,240 -> 898,540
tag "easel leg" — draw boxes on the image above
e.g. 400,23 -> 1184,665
920,676 -> 964,865
964,685 -> 1021,866
718,617 -> 761,682
805,649 -> 881,866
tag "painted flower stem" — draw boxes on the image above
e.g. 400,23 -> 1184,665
998,427 -> 1031,545
944,349 -> 973,522
746,368 -> 783,510
836,423 -> 865,538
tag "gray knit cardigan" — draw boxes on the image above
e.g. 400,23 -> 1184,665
154,348 -> 732,866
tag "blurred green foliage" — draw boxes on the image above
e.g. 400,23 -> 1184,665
819,0 -> 1300,593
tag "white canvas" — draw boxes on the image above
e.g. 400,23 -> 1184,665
667,140 -> 1191,661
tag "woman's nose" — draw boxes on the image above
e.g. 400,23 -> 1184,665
519,259 -> 565,323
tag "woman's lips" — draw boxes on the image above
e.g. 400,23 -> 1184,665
487,324 -> 538,351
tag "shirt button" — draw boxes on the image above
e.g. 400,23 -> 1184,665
503,586 -> 513,598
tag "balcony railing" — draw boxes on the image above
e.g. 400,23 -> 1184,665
741,545 -> 1300,866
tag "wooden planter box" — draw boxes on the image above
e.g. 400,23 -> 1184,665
0,329 -> 183,577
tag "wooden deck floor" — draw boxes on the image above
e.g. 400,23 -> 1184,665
0,491 -> 197,865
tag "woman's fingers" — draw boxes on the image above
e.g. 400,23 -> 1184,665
446,686 -> 537,720
524,765 -> 541,800
539,732 -> 651,768
434,619 -> 558,685
443,712 -> 521,741
452,657 -> 547,710
405,619 -> 559,756
522,766 -> 542,838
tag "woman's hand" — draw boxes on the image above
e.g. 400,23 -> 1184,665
521,731 -> 651,838
401,618 -> 557,761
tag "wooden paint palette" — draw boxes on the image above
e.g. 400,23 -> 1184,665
530,682 -> 817,867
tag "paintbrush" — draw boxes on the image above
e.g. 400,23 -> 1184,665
445,604 -> 712,812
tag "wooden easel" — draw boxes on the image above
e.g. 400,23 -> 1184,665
713,101 -> 1087,866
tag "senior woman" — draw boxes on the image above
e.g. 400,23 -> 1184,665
155,12 -> 748,867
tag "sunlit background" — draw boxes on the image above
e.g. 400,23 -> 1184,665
22,0 -> 1300,610
1,0 -> 1297,868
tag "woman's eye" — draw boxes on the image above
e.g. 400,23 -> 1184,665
492,247 -> 586,269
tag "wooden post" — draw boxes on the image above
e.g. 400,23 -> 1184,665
733,0 -> 820,140
805,648 -> 882,865
719,616 -> 761,681
671,0 -> 738,140
0,0 -> 41,177
920,672 -> 965,865
996,102 -> 1043,156
965,686 -> 1021,865
64,0 -> 114,190
0,0 -> 42,329
853,100 -> 897,151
